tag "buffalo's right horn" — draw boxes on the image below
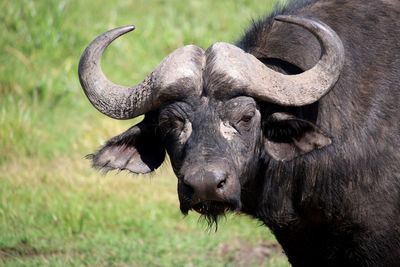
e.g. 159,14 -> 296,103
208,15 -> 345,106
78,26 -> 205,120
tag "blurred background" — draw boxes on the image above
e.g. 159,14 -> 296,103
0,0 -> 290,266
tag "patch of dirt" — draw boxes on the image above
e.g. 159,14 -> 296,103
0,241 -> 61,261
216,238 -> 285,266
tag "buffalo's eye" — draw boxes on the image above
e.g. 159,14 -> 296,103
235,109 -> 256,129
229,110 -> 256,133
171,116 -> 186,129
221,96 -> 258,129
159,115 -> 185,137
239,111 -> 255,123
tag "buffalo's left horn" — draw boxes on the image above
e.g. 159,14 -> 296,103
79,26 -> 204,119
209,15 -> 345,106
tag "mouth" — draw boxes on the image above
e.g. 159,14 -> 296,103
191,200 -> 237,216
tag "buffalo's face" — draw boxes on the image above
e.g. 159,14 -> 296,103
79,16 -> 344,226
158,96 -> 262,220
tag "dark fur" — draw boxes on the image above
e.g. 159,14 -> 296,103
238,0 -> 400,266
89,0 -> 400,266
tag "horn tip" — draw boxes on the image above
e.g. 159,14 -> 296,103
123,25 -> 136,32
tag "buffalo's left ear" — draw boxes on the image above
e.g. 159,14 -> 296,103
87,115 -> 165,174
263,112 -> 331,161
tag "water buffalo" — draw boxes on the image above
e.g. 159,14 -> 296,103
78,0 -> 400,266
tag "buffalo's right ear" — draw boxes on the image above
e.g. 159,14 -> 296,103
263,112 -> 332,161
87,116 -> 165,174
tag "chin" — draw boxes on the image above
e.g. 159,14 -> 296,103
180,199 -> 241,230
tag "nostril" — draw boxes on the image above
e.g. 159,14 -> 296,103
217,178 -> 226,189
181,179 -> 195,195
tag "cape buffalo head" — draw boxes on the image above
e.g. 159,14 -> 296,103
78,15 -> 344,225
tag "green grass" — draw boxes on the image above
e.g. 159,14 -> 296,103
1,0 -> 290,266
0,157 -> 289,266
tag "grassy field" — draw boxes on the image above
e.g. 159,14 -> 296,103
1,0 -> 290,266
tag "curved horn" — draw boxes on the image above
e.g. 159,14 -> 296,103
208,15 -> 345,106
79,26 -> 205,119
